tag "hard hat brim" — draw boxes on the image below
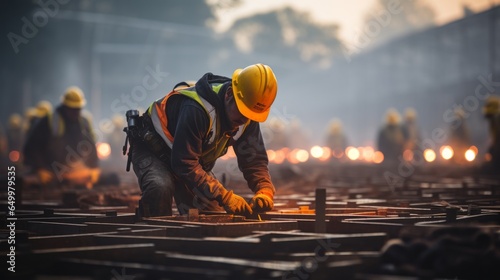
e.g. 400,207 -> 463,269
62,86 -> 86,109
62,99 -> 86,109
234,96 -> 270,122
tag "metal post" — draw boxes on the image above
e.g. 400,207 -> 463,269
315,188 -> 326,233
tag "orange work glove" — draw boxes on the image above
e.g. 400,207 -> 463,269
250,189 -> 274,212
220,190 -> 253,216
37,169 -> 54,185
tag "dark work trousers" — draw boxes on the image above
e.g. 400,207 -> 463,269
131,140 -> 223,216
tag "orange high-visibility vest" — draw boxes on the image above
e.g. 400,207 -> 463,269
147,84 -> 248,165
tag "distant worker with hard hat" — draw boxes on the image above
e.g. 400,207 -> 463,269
23,87 -> 100,187
36,100 -> 53,116
377,108 -> 406,163
124,63 -> 278,217
401,108 -> 421,151
23,107 -> 39,135
325,118 -> 349,157
447,107 -> 472,163
24,100 -> 53,137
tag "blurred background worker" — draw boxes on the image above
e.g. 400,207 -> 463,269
402,108 -> 421,151
325,118 -> 349,158
36,100 -> 53,117
401,107 -> 422,161
6,113 -> 24,161
126,63 -> 278,217
377,108 -> 406,163
448,107 -> 472,163
483,95 -> 500,170
25,100 -> 53,137
23,107 -> 39,137
23,86 -> 100,188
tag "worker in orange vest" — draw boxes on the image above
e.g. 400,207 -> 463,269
126,64 -> 278,217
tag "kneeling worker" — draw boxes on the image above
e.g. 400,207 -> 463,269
128,64 -> 278,217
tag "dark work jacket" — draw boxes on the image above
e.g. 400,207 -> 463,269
377,124 -> 405,161
164,73 -> 275,201
23,105 -> 99,172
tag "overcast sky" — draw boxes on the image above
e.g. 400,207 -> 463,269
212,0 -> 498,46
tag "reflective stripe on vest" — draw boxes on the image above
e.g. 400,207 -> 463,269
149,86 -> 247,149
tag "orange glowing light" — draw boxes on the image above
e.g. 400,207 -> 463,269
424,149 -> 436,162
356,147 -> 364,160
296,149 -> 309,163
373,151 -> 384,164
361,146 -> 375,162
485,153 -> 492,162
319,146 -> 331,161
310,145 -> 324,159
440,145 -> 454,160
287,149 -> 299,164
9,150 -> 20,162
403,149 -> 414,162
96,142 -> 111,160
465,148 -> 476,162
345,146 -> 360,161
267,150 -> 276,162
274,149 -> 286,164
332,150 -> 344,159
469,145 -> 478,154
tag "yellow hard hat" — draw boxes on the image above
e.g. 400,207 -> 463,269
62,86 -> 86,109
385,108 -> 401,125
232,63 -> 278,122
36,100 -> 53,117
483,96 -> 500,115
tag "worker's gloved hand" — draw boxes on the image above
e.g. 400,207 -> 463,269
89,168 -> 101,184
221,190 -> 253,215
250,190 -> 274,212
37,168 -> 54,185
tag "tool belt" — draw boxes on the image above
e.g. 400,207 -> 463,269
137,113 -> 172,162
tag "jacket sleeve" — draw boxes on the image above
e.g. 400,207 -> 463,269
169,102 -> 228,203
233,121 -> 276,196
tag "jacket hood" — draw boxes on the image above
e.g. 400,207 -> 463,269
195,72 -> 231,113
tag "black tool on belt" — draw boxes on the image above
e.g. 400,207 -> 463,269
123,109 -> 140,172
123,110 -> 172,171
